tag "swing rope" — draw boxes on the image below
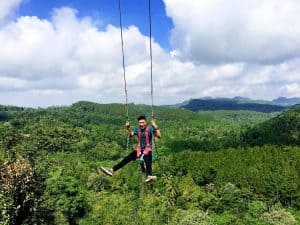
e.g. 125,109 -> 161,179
148,0 -> 154,119
118,0 -> 157,159
118,0 -> 130,151
147,0 -> 158,161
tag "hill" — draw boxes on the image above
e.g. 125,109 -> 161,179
242,104 -> 300,146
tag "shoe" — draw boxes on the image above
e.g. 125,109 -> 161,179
145,175 -> 157,183
100,167 -> 113,176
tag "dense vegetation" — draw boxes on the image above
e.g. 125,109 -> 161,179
242,106 -> 300,146
0,101 -> 299,225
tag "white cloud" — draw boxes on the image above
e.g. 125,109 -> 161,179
0,0 -> 23,22
0,4 -> 299,107
78,73 -> 103,90
208,64 -> 244,81
0,7 -> 167,106
164,0 -> 300,64
280,83 -> 300,96
0,76 -> 28,90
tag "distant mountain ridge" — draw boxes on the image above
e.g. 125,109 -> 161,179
172,96 -> 300,113
194,96 -> 300,105
272,97 -> 300,106
0,96 -> 299,112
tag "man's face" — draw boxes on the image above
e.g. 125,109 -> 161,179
138,119 -> 147,129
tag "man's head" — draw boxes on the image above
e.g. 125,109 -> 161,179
137,115 -> 147,129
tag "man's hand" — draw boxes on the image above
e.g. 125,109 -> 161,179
125,121 -> 134,137
125,121 -> 130,129
151,119 -> 161,138
151,119 -> 158,129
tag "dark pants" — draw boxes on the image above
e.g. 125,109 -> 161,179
113,150 -> 152,176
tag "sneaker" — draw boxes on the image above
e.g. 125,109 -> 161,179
100,167 -> 113,176
145,175 -> 157,183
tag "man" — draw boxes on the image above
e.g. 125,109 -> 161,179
101,115 -> 161,183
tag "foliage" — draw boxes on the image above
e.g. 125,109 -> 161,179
169,210 -> 215,225
262,205 -> 297,225
242,107 -> 300,146
0,156 -> 52,225
45,173 -> 87,225
0,101 -> 299,225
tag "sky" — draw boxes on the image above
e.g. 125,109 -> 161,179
0,0 -> 299,107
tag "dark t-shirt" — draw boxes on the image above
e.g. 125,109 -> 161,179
133,125 -> 157,149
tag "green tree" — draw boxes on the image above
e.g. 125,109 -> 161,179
0,156 -> 52,225
46,174 -> 87,225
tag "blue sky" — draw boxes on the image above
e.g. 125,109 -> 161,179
0,0 -> 299,107
19,0 -> 173,49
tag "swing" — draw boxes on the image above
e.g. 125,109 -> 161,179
118,0 -> 158,162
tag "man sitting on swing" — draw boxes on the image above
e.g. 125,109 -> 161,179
101,115 -> 161,183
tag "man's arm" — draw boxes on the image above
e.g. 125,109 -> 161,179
151,119 -> 161,139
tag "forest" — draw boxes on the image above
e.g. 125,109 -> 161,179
0,101 -> 299,225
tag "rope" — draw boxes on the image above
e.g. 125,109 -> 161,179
118,0 -> 129,121
118,0 -> 130,150
148,0 -> 158,159
118,0 -> 157,155
148,0 -> 154,119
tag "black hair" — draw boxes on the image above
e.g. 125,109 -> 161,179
137,115 -> 147,121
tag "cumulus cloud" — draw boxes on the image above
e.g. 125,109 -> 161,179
164,0 -> 300,64
0,7 -> 168,106
0,0 -> 23,22
281,83 -> 300,96
0,3 -> 299,107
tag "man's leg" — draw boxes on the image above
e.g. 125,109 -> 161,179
139,152 -> 146,173
144,152 -> 152,176
113,150 -> 137,172
101,150 -> 137,176
140,162 -> 146,173
144,152 -> 157,182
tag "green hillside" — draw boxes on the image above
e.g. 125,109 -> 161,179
242,105 -> 300,146
0,102 -> 299,225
